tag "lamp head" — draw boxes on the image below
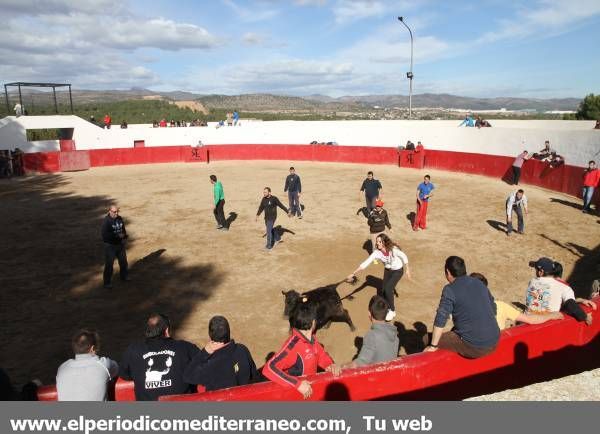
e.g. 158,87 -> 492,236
398,16 -> 404,21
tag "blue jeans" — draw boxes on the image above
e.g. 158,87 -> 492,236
265,219 -> 280,249
583,186 -> 595,211
507,205 -> 524,234
288,191 -> 300,216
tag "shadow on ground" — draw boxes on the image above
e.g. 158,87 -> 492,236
0,174 -> 223,385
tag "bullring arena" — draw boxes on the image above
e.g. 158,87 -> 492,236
0,116 -> 599,400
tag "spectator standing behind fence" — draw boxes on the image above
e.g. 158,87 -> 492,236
233,110 -> 239,126
103,114 -> 111,129
506,189 -> 528,236
13,103 -> 23,117
582,160 -> 599,214
210,175 -> 228,230
119,313 -> 200,401
101,205 -> 129,289
226,112 -> 233,126
56,330 -> 118,401
425,256 -> 500,359
183,316 -> 259,392
284,167 -> 302,219
343,296 -> 399,368
360,171 -> 382,212
458,114 -> 474,127
511,150 -> 531,185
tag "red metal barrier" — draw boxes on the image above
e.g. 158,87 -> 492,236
23,144 -> 598,207
59,140 -> 76,152
59,151 -> 90,172
160,298 -> 600,401
23,152 -> 61,173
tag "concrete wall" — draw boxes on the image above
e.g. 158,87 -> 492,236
1,116 -> 599,167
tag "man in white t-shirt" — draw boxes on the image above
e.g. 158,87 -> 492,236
525,257 -> 595,324
56,330 -> 118,401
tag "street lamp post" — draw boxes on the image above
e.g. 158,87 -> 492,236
398,16 -> 414,119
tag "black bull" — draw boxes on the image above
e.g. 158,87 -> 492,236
282,279 -> 356,331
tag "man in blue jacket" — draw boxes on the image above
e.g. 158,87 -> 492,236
425,256 -> 499,358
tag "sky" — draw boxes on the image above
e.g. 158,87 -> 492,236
1,0 -> 599,98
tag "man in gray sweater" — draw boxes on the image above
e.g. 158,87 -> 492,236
344,296 -> 399,368
56,330 -> 118,401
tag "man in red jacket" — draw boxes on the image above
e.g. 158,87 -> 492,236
582,160 -> 599,214
263,304 -> 341,399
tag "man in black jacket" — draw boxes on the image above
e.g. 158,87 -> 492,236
119,313 -> 200,401
284,167 -> 302,218
367,199 -> 391,251
101,205 -> 129,289
183,316 -> 259,392
256,187 -> 290,250
360,171 -> 382,212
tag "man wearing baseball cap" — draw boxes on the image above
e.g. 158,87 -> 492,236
525,257 -> 595,325
367,199 -> 391,252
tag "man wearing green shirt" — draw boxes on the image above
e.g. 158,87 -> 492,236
210,175 -> 227,230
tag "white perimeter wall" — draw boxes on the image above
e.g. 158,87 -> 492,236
1,116 -> 598,167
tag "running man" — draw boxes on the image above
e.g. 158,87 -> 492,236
413,175 -> 434,231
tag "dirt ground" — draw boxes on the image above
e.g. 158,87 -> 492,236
1,161 -> 598,387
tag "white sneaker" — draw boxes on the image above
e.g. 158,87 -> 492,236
385,310 -> 396,321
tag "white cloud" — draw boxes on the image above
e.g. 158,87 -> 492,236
477,0 -> 600,43
242,32 -> 264,45
294,0 -> 327,6
331,0 -> 422,25
0,1 -> 221,88
221,0 -> 280,22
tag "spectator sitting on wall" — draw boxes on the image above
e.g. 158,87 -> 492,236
216,120 -> 225,129
56,329 -> 119,401
458,114 -> 475,127
263,303 -> 341,399
532,140 -> 553,160
405,141 -> 415,150
119,313 -> 200,401
546,152 -> 564,168
170,119 -> 176,127
469,272 -> 562,331
159,119 -> 167,128
343,296 -> 399,368
120,120 -> 128,129
183,316 -> 260,392
424,256 -> 500,358
415,141 -> 424,152
594,120 -> 600,129
89,116 -> 97,126
526,258 -> 596,325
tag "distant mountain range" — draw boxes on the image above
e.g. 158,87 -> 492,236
7,88 -> 580,112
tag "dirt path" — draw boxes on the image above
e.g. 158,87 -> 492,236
0,161 -> 598,386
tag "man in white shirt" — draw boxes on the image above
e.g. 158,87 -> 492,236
525,257 -> 595,325
56,330 -> 118,401
506,189 -> 528,236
